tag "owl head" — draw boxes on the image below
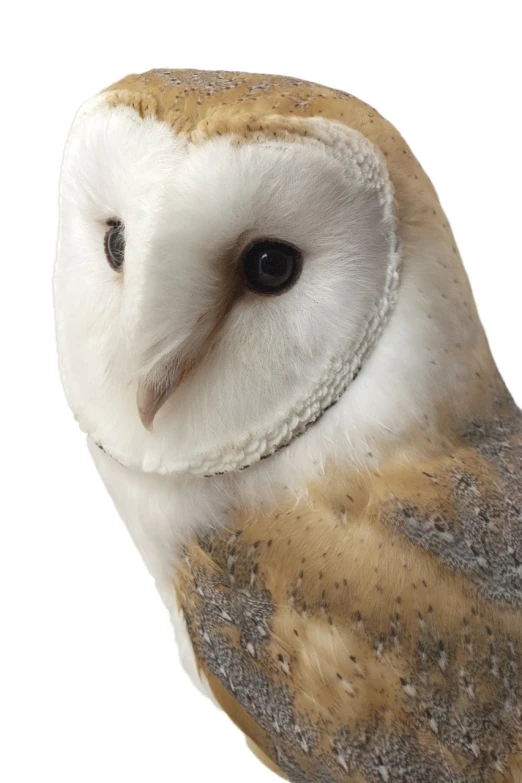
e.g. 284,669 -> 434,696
54,70 -> 497,477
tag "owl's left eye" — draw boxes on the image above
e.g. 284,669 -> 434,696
104,219 -> 125,271
241,239 -> 303,295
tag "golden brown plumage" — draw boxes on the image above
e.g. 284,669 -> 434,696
176,396 -> 522,781
58,69 -> 522,781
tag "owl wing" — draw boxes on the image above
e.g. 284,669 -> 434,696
177,404 -> 522,783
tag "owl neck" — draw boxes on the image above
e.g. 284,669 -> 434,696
89,220 -> 510,586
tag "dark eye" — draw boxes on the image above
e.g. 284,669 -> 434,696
104,220 -> 125,271
241,240 -> 302,295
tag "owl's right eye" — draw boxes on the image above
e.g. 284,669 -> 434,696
104,219 -> 125,271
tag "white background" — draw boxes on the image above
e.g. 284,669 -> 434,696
1,2 -> 520,781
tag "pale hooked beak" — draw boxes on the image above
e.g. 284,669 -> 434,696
135,301 -> 227,431
136,352 -> 199,431
136,381 -> 171,431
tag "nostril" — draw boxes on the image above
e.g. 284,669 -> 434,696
195,311 -> 209,325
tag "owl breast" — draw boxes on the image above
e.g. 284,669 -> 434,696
176,403 -> 522,783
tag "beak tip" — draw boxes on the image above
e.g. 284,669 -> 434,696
137,364 -> 184,433
137,380 -> 163,432
138,407 -> 155,431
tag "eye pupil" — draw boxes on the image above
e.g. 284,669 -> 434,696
242,240 -> 302,294
104,220 -> 125,271
260,252 -> 288,279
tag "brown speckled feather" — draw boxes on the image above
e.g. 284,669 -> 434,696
176,399 -> 522,782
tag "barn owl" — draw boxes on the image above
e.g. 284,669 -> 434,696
54,69 -> 522,782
